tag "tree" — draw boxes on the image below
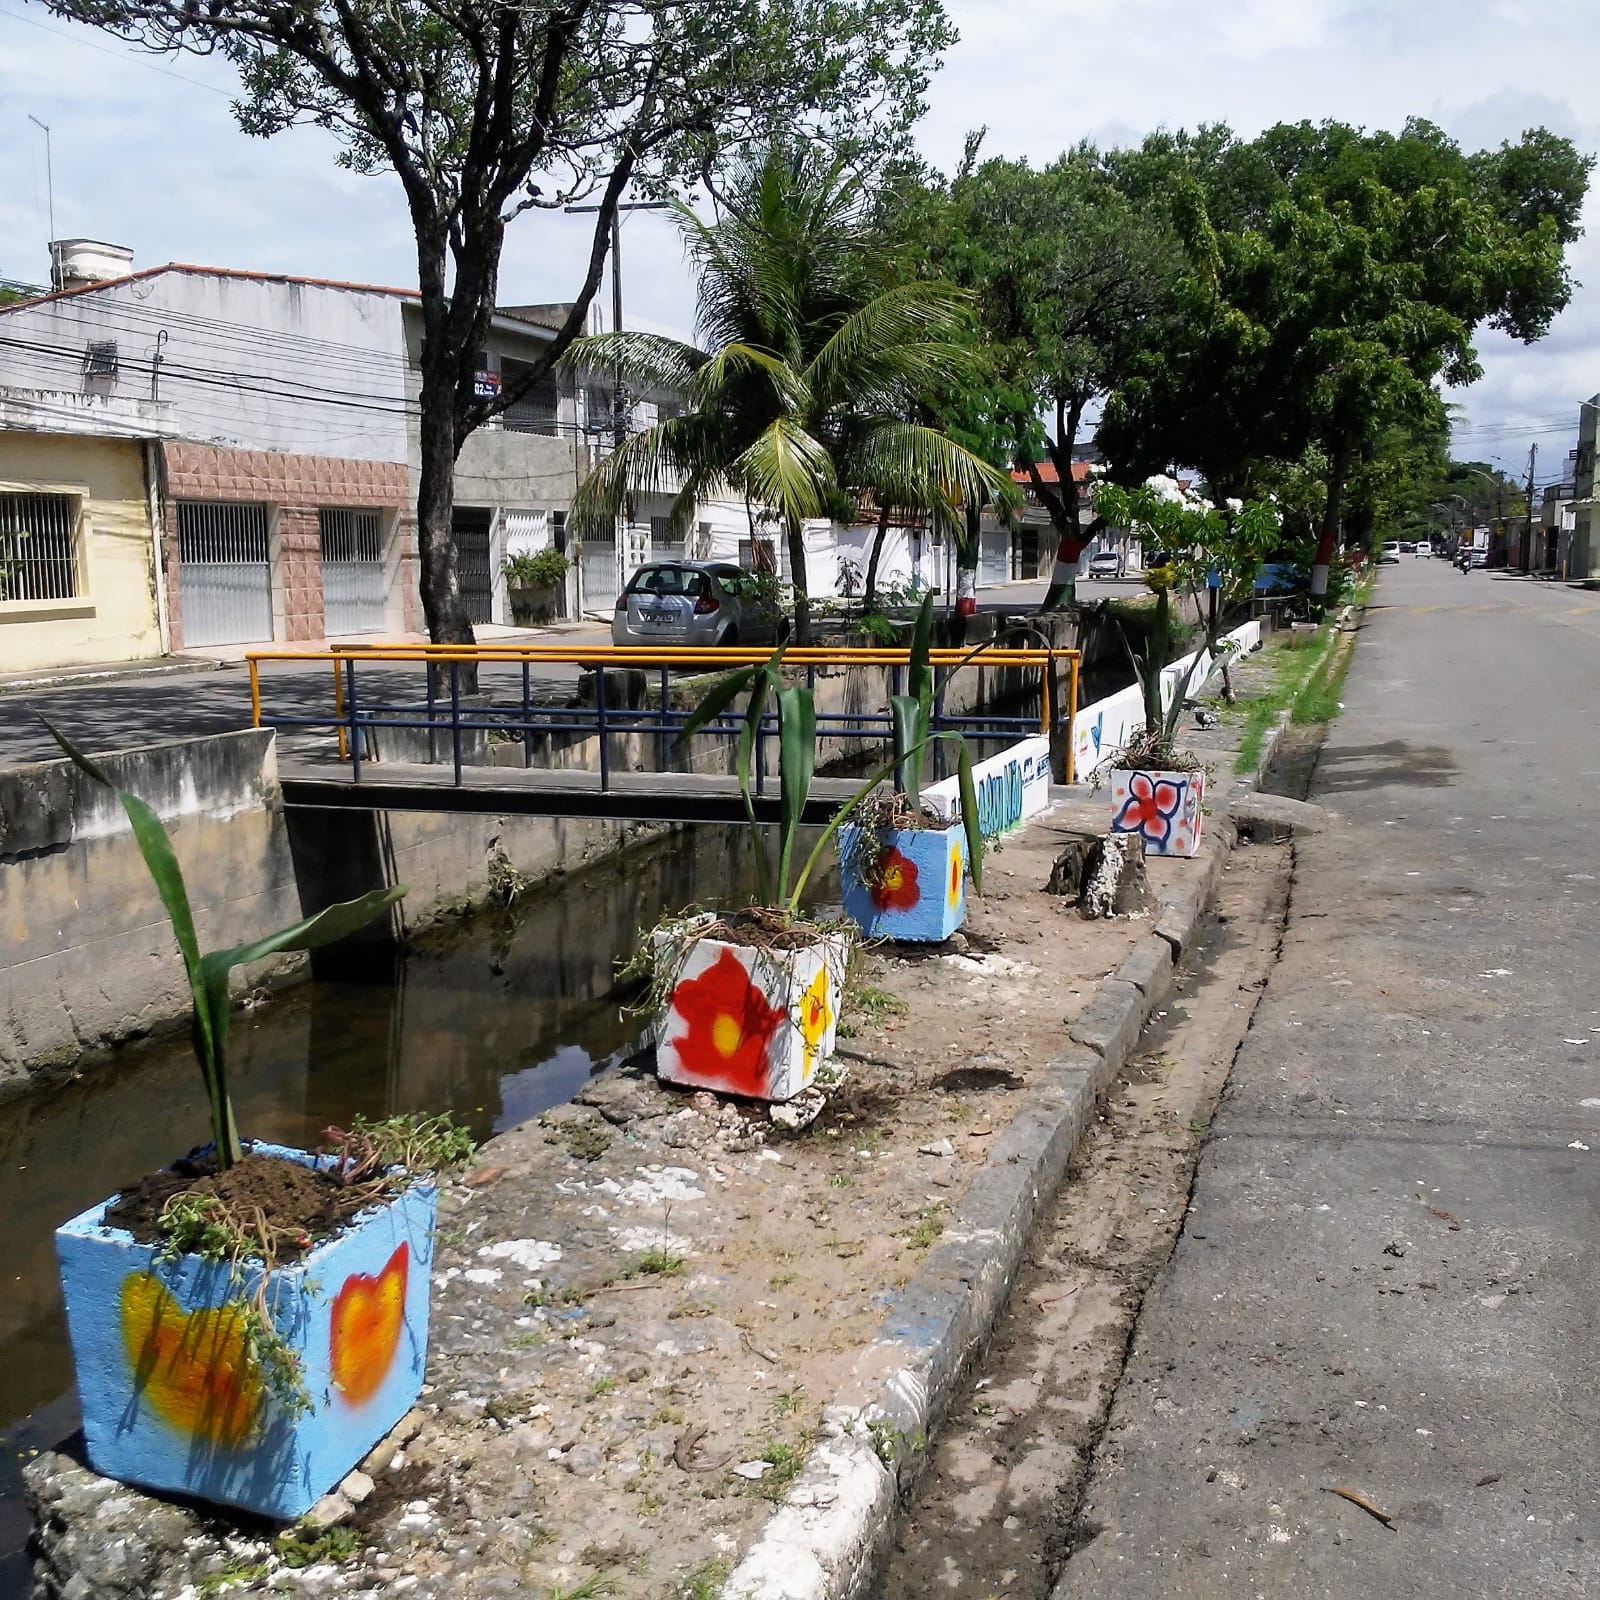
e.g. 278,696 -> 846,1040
1095,476 -> 1279,711
54,0 -> 956,652
564,146 -> 1008,641
1100,119 -> 1591,602
931,140 -> 1182,609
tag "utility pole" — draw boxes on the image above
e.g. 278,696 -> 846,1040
563,199 -> 672,450
27,116 -> 55,288
1523,443 -> 1538,572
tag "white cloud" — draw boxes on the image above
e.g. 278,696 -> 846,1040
1,0 -> 1595,469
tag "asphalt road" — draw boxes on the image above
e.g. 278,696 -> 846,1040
1054,561 -> 1600,1596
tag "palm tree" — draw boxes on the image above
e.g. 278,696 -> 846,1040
566,147 -> 1010,641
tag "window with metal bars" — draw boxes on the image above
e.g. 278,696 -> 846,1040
0,492 -> 81,603
501,357 -> 563,435
318,507 -> 383,564
84,340 -> 118,378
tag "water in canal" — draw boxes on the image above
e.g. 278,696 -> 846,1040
0,820 -> 833,1585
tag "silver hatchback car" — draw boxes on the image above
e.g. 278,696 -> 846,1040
611,561 -> 787,647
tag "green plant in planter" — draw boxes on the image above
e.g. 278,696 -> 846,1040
503,547 -> 570,588
882,592 -> 983,887
42,719 -> 405,1169
1095,477 -> 1279,772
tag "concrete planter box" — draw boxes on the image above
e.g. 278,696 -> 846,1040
56,1143 -> 435,1521
508,583 -> 563,626
1110,766 -> 1206,858
654,922 -> 846,1102
839,822 -> 966,942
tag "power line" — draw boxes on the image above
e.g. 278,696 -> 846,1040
0,4 -> 235,98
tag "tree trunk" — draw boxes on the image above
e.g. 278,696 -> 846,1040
1037,393 -> 1088,612
955,500 -> 981,619
1310,438 -> 1353,603
864,502 -> 892,610
786,516 -> 811,644
415,364 -> 479,694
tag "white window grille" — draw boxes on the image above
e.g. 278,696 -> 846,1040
83,340 -> 118,378
0,492 -> 80,603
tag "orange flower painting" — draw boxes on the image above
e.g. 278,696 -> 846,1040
869,846 -> 920,912
120,1272 -> 263,1448
948,844 -> 963,906
669,946 -> 785,1096
798,966 -> 833,1077
330,1242 -> 408,1406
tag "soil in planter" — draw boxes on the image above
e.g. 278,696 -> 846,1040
104,1151 -> 371,1260
702,906 -> 836,951
855,789 -> 945,833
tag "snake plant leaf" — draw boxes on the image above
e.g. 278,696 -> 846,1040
955,739 -> 984,895
890,694 -> 923,809
774,684 -> 817,901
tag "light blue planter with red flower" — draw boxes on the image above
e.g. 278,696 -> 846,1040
840,822 -> 967,942
55,1142 -> 435,1521
1110,766 -> 1206,858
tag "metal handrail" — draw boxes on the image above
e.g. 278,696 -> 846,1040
248,641 -> 1081,786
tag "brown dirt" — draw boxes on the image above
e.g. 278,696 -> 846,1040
104,1150 -> 366,1257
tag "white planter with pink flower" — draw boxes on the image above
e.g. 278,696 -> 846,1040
1110,766 -> 1206,858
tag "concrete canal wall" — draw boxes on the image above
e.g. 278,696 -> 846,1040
0,605 -> 1180,1092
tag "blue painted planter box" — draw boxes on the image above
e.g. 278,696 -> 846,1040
840,822 -> 967,942
56,1143 -> 435,1521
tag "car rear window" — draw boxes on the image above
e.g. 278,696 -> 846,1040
629,566 -> 705,597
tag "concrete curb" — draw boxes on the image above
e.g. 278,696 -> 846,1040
724,727 -> 1286,1600
0,657 -> 224,697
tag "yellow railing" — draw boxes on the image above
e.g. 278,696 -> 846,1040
246,640 -> 1082,780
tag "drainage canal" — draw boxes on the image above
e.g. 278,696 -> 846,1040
0,819 -> 838,1587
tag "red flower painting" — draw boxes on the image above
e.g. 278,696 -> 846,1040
670,947 -> 785,1096
869,846 -> 921,912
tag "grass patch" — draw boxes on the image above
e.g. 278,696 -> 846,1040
906,1204 -> 945,1250
587,1375 -> 619,1400
1232,625 -> 1347,774
631,1246 -> 687,1277
1292,626 -> 1357,725
671,1558 -> 730,1600
746,1438 -> 810,1501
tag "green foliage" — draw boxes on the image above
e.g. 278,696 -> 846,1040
327,1112 -> 478,1176
1092,481 -> 1279,752
882,592 -> 984,893
502,548 -> 569,587
884,139 -> 1183,606
1098,119 -> 1591,583
567,146 -> 1008,635
57,0 -> 953,649
671,1558 -> 730,1600
277,1526 -> 362,1569
42,719 -> 404,1170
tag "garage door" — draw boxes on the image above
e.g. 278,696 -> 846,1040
320,508 -> 386,634
177,501 -> 272,647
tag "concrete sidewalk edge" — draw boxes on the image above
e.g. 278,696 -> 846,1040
0,657 -> 225,697
723,712 -> 1292,1600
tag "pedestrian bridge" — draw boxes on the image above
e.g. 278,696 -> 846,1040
250,641 -> 1081,823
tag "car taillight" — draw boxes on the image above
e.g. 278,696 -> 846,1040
615,594 -> 627,611
693,594 -> 717,615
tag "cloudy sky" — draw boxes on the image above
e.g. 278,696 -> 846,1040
3,0 -> 1595,482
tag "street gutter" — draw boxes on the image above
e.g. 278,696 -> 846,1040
723,702 -> 1297,1600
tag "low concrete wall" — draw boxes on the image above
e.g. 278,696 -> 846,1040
0,730 -> 305,1100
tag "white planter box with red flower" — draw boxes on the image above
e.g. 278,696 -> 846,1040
653,922 -> 848,1102
1110,766 -> 1206,858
